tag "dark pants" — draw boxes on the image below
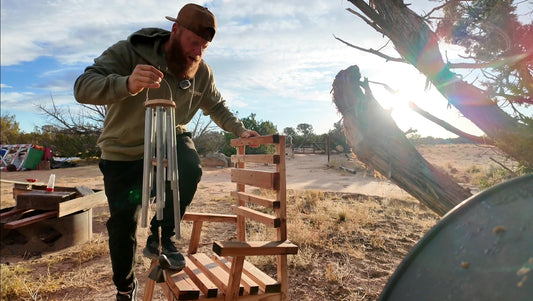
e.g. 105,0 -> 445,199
99,133 -> 202,292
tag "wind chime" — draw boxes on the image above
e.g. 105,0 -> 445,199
140,80 -> 181,240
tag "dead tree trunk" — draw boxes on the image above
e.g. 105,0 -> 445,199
346,0 -> 533,168
332,65 -> 472,216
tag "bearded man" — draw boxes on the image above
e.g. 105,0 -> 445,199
74,4 -> 258,301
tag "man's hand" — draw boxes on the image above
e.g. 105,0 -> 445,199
127,64 -> 164,95
240,130 -> 259,139
240,130 -> 260,148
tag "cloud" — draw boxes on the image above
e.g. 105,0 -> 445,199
1,0 -> 178,66
2,0 -> 486,136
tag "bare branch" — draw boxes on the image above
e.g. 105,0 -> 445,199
81,103 -> 106,123
408,101 -> 494,145
333,35 -> 405,63
190,111 -> 217,139
422,0 -> 473,19
490,157 -> 517,176
37,94 -> 102,135
36,95 -> 74,131
346,8 -> 383,34
347,0 -> 385,29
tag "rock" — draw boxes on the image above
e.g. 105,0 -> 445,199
202,152 -> 230,168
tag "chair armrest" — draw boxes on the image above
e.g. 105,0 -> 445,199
184,212 -> 237,255
183,212 -> 237,223
212,240 -> 298,257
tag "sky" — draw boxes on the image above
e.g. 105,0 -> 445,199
1,0 -> 529,138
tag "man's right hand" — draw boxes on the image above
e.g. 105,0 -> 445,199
127,64 -> 165,95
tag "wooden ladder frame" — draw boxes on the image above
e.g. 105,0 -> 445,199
143,134 -> 298,301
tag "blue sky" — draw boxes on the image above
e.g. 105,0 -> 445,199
2,0 -> 527,138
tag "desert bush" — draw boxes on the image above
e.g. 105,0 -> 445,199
0,263 -> 62,300
466,165 -> 481,174
1,264 -> 32,299
474,165 -> 532,190
66,234 -> 108,265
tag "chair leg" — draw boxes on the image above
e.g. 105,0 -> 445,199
143,259 -> 159,301
143,278 -> 156,301
225,256 -> 245,301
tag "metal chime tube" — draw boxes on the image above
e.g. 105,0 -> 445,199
169,107 -> 181,239
141,107 -> 153,227
155,107 -> 166,220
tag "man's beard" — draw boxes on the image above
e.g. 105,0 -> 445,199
165,36 -> 200,80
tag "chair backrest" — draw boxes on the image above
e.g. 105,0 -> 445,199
229,134 -> 287,243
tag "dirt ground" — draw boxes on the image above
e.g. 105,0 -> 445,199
0,144 -> 513,300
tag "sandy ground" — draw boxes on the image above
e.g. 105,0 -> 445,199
0,144 -> 513,300
1,153 -> 411,206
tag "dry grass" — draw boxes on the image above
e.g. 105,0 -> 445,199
0,233 -> 109,300
235,188 -> 439,301
285,191 -> 438,300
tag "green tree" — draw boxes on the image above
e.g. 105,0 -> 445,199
30,125 -> 100,158
0,114 -> 21,144
436,0 -> 532,109
283,127 -> 297,139
240,113 -> 277,136
220,113 -> 278,156
296,123 -> 314,147
328,120 -> 349,153
296,123 -> 313,137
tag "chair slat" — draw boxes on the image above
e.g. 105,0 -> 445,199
231,154 -> 280,164
231,205 -> 280,228
182,256 -> 219,298
230,134 -> 279,147
231,169 -> 279,190
189,253 -> 244,296
227,257 -> 281,294
165,265 -> 202,300
211,254 -> 259,295
231,191 -> 280,209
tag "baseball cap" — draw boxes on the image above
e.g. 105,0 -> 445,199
166,3 -> 217,42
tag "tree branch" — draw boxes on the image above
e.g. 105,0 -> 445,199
422,0 -> 473,19
346,8 -> 384,34
408,101 -> 494,145
333,35 -> 405,63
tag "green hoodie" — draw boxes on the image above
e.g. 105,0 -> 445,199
74,28 -> 246,161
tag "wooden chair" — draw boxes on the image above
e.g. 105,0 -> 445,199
144,134 -> 298,301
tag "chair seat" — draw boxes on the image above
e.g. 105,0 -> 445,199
163,253 -> 282,300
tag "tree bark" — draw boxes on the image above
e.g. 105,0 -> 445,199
347,0 -> 533,168
332,65 -> 472,216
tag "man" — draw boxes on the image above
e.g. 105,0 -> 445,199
74,4 -> 259,300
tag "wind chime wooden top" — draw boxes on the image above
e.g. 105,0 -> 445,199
144,79 -> 176,108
